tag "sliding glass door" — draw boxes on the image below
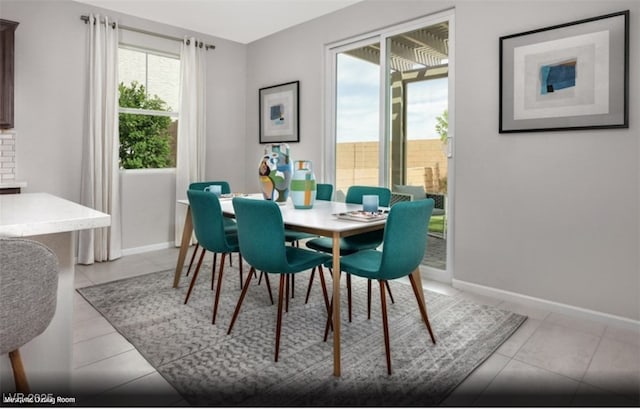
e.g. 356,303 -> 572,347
326,11 -> 454,277
333,40 -> 381,199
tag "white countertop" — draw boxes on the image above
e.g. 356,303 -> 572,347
0,193 -> 111,237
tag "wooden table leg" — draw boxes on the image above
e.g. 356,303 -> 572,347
173,206 -> 193,288
332,232 -> 341,376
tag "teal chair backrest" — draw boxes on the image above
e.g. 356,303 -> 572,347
187,189 -> 235,252
378,199 -> 434,281
189,181 -> 231,194
345,185 -> 391,207
316,183 -> 333,201
343,186 -> 392,248
232,197 -> 288,273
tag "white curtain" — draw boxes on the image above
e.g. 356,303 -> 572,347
175,37 -> 206,245
78,14 -> 122,264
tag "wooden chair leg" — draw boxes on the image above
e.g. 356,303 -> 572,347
347,273 -> 352,322
304,267 -> 316,304
227,270 -> 255,335
385,281 -> 395,304
184,248 -> 206,304
238,254 -> 243,289
379,280 -> 392,375
275,274 -> 286,362
408,274 -> 436,344
317,265 -> 330,314
238,253 -> 244,289
8,349 -> 30,393
285,275 -> 290,313
186,243 -> 200,277
261,271 -> 274,305
212,253 -> 227,324
323,296 -> 334,342
366,280 -> 394,314
367,279 -> 372,320
291,274 -> 295,299
210,253 -> 217,290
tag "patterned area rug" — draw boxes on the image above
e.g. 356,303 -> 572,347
77,260 -> 526,406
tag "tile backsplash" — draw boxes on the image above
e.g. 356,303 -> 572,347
0,130 -> 17,183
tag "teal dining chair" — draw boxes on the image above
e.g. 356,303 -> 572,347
316,183 -> 334,202
227,197 -> 332,362
328,199 -> 436,375
184,189 -> 244,325
185,181 -> 238,280
305,185 -> 394,321
189,180 -> 232,194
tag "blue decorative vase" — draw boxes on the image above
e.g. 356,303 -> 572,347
258,144 -> 292,203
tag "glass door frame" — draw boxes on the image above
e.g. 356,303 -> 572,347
323,9 -> 455,283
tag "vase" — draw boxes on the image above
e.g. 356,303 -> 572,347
258,143 -> 292,202
291,160 -> 316,209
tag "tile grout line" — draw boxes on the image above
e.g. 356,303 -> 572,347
469,352 -> 512,406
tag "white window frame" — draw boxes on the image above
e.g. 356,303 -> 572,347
118,44 -> 180,171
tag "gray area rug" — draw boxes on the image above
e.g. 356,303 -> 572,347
77,259 -> 526,406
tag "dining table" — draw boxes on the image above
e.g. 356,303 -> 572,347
173,194 -> 426,376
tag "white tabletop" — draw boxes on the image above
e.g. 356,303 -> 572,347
0,193 -> 111,237
179,194 -> 387,234
178,194 -> 386,232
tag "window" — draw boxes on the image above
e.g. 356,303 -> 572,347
118,46 -> 180,169
335,48 -> 380,194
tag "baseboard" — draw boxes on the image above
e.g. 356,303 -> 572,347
121,242 -> 174,256
452,278 -> 640,331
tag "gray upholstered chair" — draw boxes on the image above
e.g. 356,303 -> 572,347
0,238 -> 58,393
393,184 -> 447,238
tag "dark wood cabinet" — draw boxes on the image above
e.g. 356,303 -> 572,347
0,187 -> 21,194
0,19 -> 19,130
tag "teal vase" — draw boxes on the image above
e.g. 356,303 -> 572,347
291,160 -> 316,209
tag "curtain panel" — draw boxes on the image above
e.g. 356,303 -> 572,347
78,14 -> 122,264
175,37 -> 207,245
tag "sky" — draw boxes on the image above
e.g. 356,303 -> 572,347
336,53 -> 448,143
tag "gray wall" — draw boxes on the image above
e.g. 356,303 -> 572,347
245,0 -> 639,320
454,1 -> 638,321
2,0 -> 247,251
3,0 -> 638,320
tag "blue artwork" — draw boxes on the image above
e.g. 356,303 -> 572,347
270,104 -> 284,124
540,59 -> 577,95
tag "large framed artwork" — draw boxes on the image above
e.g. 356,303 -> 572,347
259,81 -> 300,143
499,10 -> 629,133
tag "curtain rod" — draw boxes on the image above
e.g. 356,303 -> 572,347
80,15 -> 215,50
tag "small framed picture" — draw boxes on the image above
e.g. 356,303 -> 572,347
259,81 -> 300,143
499,10 -> 629,133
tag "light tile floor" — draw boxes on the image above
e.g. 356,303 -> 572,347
72,247 -> 640,406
